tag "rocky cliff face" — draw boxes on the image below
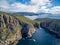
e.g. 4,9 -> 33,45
0,14 -> 35,45
40,20 -> 60,38
33,23 -> 40,28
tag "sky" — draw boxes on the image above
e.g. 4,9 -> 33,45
0,0 -> 60,14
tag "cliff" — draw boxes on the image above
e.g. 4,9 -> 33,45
40,19 -> 60,38
0,12 -> 35,45
34,18 -> 60,38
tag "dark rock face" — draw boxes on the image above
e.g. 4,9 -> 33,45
21,24 -> 29,38
40,20 -> 60,38
3,15 -> 7,24
33,23 -> 40,28
18,19 -> 35,38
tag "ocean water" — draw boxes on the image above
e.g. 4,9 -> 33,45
17,28 -> 60,45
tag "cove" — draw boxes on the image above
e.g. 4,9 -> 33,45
17,28 -> 60,45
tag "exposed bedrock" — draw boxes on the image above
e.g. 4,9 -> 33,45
0,14 -> 35,45
40,20 -> 60,38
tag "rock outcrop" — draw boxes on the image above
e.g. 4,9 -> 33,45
33,23 -> 40,28
40,20 -> 60,38
0,14 -> 35,45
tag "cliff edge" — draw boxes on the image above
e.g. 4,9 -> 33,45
0,12 -> 35,45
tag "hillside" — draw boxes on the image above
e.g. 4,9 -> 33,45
39,18 -> 60,38
0,12 -> 35,45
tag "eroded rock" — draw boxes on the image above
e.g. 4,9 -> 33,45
0,14 -> 35,45
40,20 -> 60,38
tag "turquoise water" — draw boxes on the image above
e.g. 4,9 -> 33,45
17,28 -> 60,45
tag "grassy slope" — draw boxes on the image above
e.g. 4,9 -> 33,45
0,11 -> 39,24
35,18 -> 60,25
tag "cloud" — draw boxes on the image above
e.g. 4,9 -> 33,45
30,0 -> 51,6
37,6 -> 50,13
0,0 -> 10,12
0,0 -> 9,9
9,2 -> 38,12
25,16 -> 39,20
0,0 -> 51,13
0,0 -> 60,15
49,6 -> 60,14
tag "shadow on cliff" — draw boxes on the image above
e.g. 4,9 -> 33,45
21,23 -> 29,38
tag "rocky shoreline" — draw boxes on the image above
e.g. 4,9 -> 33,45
40,20 -> 60,38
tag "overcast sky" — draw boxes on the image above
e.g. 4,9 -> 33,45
0,0 -> 60,14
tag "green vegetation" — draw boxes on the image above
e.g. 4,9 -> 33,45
35,18 -> 60,24
0,11 -> 39,24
